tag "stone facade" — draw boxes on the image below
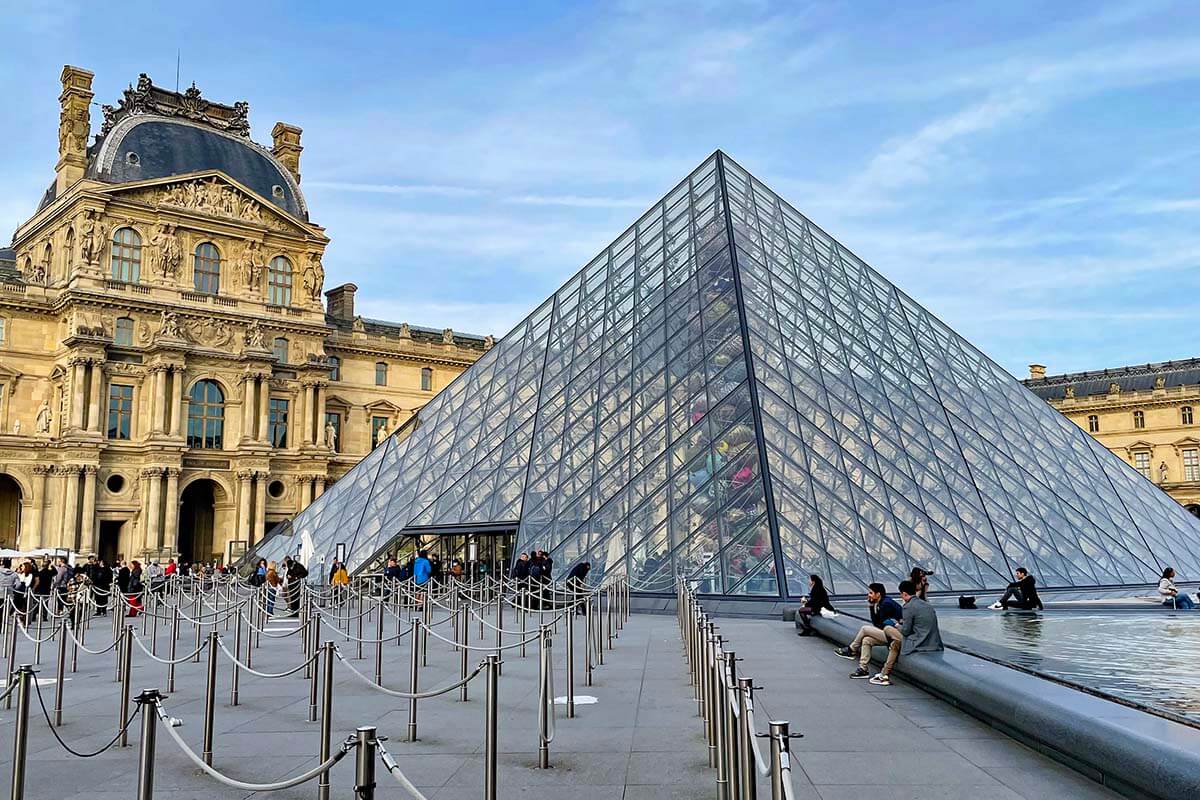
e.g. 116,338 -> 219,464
0,66 -> 489,563
1024,361 -> 1200,516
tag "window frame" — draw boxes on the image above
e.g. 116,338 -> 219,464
1133,450 -> 1151,479
268,397 -> 290,448
328,356 -> 341,382
267,256 -> 293,306
375,362 -> 388,386
114,316 -> 134,346
1183,406 -> 1194,426
187,379 -> 225,450
1087,414 -> 1099,433
325,410 -> 342,452
420,367 -> 432,392
193,242 -> 221,295
1184,448 -> 1200,481
110,227 -> 142,283
273,337 -> 289,364
1133,410 -> 1145,429
371,414 -> 390,446
106,383 -> 134,440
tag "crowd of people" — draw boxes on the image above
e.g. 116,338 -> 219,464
248,556 -> 308,615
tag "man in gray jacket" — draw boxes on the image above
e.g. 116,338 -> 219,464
869,578 -> 944,686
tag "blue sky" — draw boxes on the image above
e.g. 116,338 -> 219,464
3,0 -> 1200,377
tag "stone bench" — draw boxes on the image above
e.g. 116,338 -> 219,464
810,613 -> 1200,800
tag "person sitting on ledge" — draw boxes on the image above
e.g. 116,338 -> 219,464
834,582 -> 903,680
1158,567 -> 1196,609
794,574 -> 835,636
989,567 -> 1044,611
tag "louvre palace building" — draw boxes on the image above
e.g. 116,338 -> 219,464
0,66 -> 489,564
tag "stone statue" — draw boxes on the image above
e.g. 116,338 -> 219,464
325,421 -> 337,449
375,423 -> 390,446
483,335 -> 495,350
442,328 -> 454,344
158,310 -> 184,339
1064,385 -> 1075,399
244,320 -> 266,349
1155,376 -> 1166,390
150,223 -> 182,278
11,420 -> 20,435
78,210 -> 101,265
1159,462 -> 1169,483
244,241 -> 265,290
304,253 -> 324,301
35,401 -> 51,435
397,323 -> 410,339
1109,382 -> 1121,395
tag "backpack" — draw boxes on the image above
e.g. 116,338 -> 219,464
529,563 -> 543,579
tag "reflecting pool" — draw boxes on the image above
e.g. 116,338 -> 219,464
938,611 -> 1200,724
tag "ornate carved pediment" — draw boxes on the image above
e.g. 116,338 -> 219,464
136,311 -> 240,351
114,176 -> 299,232
100,74 -> 250,139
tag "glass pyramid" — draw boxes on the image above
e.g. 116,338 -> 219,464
247,152 -> 1200,597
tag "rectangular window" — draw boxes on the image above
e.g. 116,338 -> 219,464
1087,415 -> 1099,433
371,415 -> 390,447
1185,449 -> 1199,482
420,367 -> 432,392
1134,451 -> 1151,479
375,362 -> 388,386
0,318 -> 6,342
269,398 -> 290,448
114,317 -> 134,346
107,383 -> 133,440
325,411 -> 342,452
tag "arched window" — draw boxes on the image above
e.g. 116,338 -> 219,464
375,362 -> 388,386
268,256 -> 293,306
420,367 -> 432,392
193,242 -> 221,294
1087,415 -> 1099,433
114,317 -> 134,346
273,337 -> 289,363
328,356 -> 341,382
1183,406 -> 1194,426
1133,410 -> 1145,429
111,227 -> 142,283
187,380 -> 225,449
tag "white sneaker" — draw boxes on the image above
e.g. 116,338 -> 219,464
989,602 -> 1003,610
869,673 -> 891,686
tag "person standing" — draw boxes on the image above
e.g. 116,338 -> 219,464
284,557 -> 308,615
566,561 -> 591,613
413,550 -> 432,606
265,562 -> 281,616
92,559 -> 112,616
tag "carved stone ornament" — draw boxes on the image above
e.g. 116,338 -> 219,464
235,240 -> 266,290
244,320 -> 267,350
1063,384 -> 1075,399
1109,382 -> 1121,395
397,322 -> 411,339
182,317 -> 236,349
35,401 -> 51,435
1155,376 -> 1166,390
302,252 -> 324,301
78,209 -> 103,266
156,310 -> 185,340
483,335 -> 495,350
124,178 -> 290,229
442,328 -> 455,345
100,74 -> 252,139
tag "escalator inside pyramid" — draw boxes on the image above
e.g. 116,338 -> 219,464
250,152 -> 1200,598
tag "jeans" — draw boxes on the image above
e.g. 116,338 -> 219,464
998,586 -> 1037,610
851,624 -> 903,673
1164,593 -> 1196,609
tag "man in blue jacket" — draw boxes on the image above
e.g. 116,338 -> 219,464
413,550 -> 432,605
835,582 -> 903,680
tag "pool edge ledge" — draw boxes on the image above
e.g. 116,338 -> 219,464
811,615 -> 1200,800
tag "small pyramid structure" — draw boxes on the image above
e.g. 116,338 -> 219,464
251,152 -> 1200,596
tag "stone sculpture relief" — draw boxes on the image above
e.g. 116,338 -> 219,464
149,222 -> 183,279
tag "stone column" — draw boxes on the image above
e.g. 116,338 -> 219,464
253,471 -> 268,544
69,360 -> 85,430
258,377 -> 271,444
296,382 -> 309,445
152,367 -> 167,434
241,375 -> 256,440
170,368 -> 184,437
24,465 -> 51,550
299,475 -> 313,509
163,467 -> 181,554
87,360 -> 103,432
145,467 -> 163,553
60,465 -> 80,549
315,476 -> 326,498
236,471 -> 253,542
80,465 -> 97,554
315,384 -> 328,447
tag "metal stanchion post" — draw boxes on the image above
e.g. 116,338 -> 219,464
9,665 -> 36,800
606,587 -> 614,650
120,625 -> 134,746
202,631 -> 218,765
231,612 -> 242,706
407,618 -> 419,742
151,596 -> 159,656
374,600 -> 384,686
458,601 -> 469,702
484,653 -> 499,800
738,677 -> 757,800
135,689 -> 162,800
704,624 -> 717,767
308,635 -> 320,723
318,641 -> 334,800
354,726 -> 377,800
537,624 -> 552,769
596,593 -> 605,666
53,619 -> 67,725
167,606 -> 178,693
584,596 -> 593,687
193,614 -> 203,664
768,721 -> 790,800
519,603 -> 527,658
723,651 -> 741,800
356,596 -> 364,660
565,606 -> 575,718
421,597 -> 430,666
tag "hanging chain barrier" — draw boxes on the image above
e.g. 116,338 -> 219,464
677,580 -> 803,800
2,567 -> 632,799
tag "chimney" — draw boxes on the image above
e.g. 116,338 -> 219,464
56,65 -> 94,196
325,283 -> 357,321
271,122 -> 303,183
1028,364 -> 1046,380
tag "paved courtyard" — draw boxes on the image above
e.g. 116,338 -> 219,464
1,607 -> 1128,799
